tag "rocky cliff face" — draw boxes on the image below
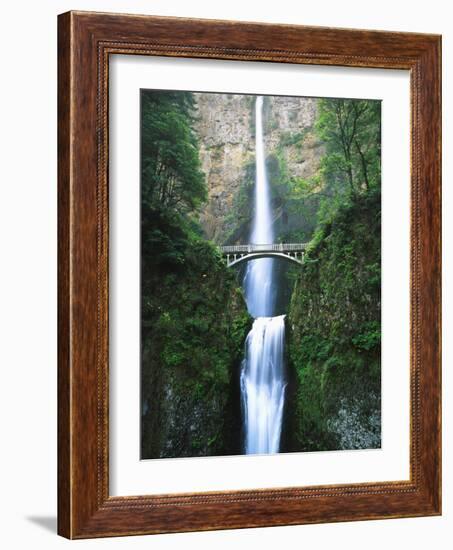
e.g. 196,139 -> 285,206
140,233 -> 251,459
193,93 -> 324,243
264,95 -> 324,181
286,189 -> 382,452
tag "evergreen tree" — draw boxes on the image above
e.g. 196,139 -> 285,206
141,90 -> 206,214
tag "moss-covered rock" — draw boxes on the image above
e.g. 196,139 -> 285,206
286,189 -> 381,452
141,216 -> 251,458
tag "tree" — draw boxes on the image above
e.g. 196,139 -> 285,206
316,99 -> 381,198
141,90 -> 207,215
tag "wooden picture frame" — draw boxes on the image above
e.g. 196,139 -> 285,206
58,10 -> 441,539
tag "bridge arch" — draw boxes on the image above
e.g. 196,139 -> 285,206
220,243 -> 307,268
226,251 -> 303,268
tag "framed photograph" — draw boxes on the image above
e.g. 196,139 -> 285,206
58,11 -> 441,538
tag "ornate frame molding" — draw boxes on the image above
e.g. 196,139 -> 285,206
58,11 -> 441,538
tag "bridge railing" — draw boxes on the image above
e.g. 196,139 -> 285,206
219,243 -> 308,254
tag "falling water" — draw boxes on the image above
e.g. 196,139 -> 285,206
244,96 -> 275,318
241,316 -> 286,454
241,96 -> 287,455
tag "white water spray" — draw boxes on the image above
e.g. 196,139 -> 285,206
241,96 -> 287,455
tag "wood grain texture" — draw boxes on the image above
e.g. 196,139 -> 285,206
57,11 -> 71,538
57,10 -> 442,539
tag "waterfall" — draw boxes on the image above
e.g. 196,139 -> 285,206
241,96 -> 287,455
241,316 -> 286,454
244,96 -> 275,318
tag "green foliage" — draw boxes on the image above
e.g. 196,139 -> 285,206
140,92 -> 383,456
351,321 -> 381,351
284,100 -> 382,452
315,98 -> 381,221
140,90 -> 251,459
287,188 -> 381,451
280,130 -> 307,147
141,209 -> 251,458
141,90 -> 207,214
288,174 -> 322,200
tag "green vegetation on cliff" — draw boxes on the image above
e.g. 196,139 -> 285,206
286,98 -> 381,451
140,91 -> 382,457
223,120 -> 320,247
287,190 -> 381,450
140,90 -> 251,458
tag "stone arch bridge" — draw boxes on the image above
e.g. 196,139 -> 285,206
219,243 -> 308,268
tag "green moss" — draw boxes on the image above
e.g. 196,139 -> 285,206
287,188 -> 381,451
280,130 -> 307,147
141,209 -> 251,458
140,90 -> 252,459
